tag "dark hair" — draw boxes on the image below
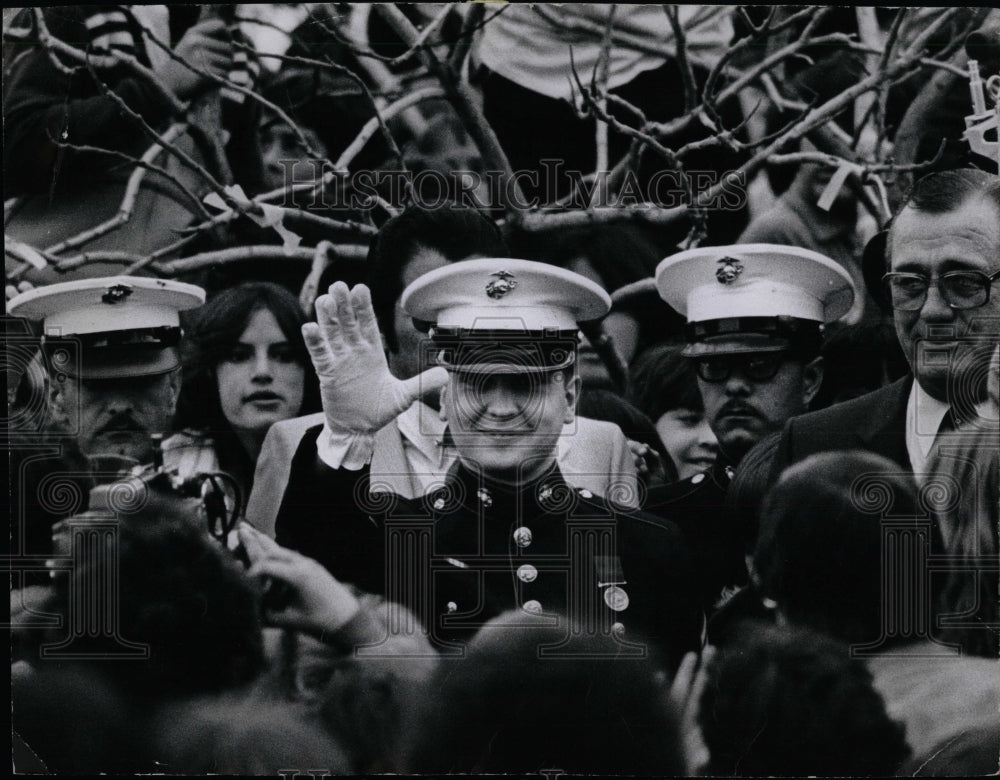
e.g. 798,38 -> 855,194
512,223 -> 660,294
48,493 -> 266,700
887,169 -> 1000,265
626,341 -> 703,422
404,611 -> 685,775
174,282 -> 320,476
699,621 -> 911,776
754,450 -> 920,647
865,170 -> 1000,309
366,206 -> 508,351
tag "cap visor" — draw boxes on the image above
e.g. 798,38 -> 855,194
67,349 -> 180,380
682,335 -> 790,358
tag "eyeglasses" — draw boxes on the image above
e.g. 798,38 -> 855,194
881,269 -> 1000,311
695,354 -> 786,383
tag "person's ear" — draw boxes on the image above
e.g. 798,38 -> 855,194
801,356 -> 824,408
167,367 -> 182,407
562,372 -> 581,425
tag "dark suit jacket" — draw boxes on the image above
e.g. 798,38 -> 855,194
771,376 -> 914,481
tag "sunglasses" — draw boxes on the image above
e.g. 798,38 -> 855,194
695,353 -> 787,383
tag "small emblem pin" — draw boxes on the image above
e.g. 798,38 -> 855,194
715,257 -> 744,285
102,284 -> 133,304
486,270 -> 517,299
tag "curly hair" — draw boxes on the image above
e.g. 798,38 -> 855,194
48,491 -> 266,700
699,621 -> 911,776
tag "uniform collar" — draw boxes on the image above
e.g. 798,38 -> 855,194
444,459 -> 567,510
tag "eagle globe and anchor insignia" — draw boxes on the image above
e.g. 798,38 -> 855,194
101,283 -> 134,304
715,257 -> 744,285
485,270 -> 518,299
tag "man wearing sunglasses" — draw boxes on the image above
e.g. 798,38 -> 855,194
646,244 -> 855,611
770,169 -> 1000,484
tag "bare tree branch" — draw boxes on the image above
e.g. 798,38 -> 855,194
663,5 -> 697,113
374,3 -> 525,214
31,7 -> 186,114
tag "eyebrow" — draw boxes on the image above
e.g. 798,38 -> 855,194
892,259 -> 990,274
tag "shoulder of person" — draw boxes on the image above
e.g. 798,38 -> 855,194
787,375 -> 912,434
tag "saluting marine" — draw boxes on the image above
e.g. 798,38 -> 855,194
279,259 -> 702,665
646,245 -> 856,612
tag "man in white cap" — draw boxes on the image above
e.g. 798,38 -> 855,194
272,259 -> 701,661
245,208 -> 640,538
647,243 -> 855,611
7,276 -> 204,567
8,276 -> 205,465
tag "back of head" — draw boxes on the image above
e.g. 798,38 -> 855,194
699,621 -> 911,776
152,694 -> 351,775
50,492 -> 265,700
754,450 -> 920,645
366,206 -> 508,350
404,611 -> 685,776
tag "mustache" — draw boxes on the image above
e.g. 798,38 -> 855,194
95,414 -> 146,436
717,400 -> 762,419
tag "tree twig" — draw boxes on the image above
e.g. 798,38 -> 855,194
374,3 -> 525,214
664,5 -> 697,113
31,7 -> 186,114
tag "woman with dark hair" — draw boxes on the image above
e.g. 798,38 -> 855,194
167,282 -> 321,501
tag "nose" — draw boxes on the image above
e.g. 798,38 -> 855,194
696,419 -> 719,450
102,386 -> 137,415
479,376 -> 527,419
251,349 -> 274,383
918,280 -> 956,321
722,370 -> 752,396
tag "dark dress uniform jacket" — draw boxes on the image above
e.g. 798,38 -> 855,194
271,426 -> 702,668
644,456 -> 749,613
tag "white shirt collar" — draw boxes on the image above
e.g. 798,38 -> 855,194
905,381 -> 950,482
397,401 -> 448,465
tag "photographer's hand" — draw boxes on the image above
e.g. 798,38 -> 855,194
668,647 -> 714,775
302,282 -> 448,436
239,523 -> 360,635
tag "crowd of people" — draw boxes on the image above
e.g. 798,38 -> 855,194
5,4 -> 1000,777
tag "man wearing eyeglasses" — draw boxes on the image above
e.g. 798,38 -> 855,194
645,244 -> 856,611
770,168 -> 1000,484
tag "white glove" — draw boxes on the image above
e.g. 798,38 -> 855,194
302,281 -> 449,436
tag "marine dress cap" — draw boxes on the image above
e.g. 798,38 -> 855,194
7,276 -> 206,378
655,244 -> 855,357
401,258 -> 611,373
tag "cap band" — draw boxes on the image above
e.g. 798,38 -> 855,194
682,317 -> 822,358
432,329 -> 578,373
